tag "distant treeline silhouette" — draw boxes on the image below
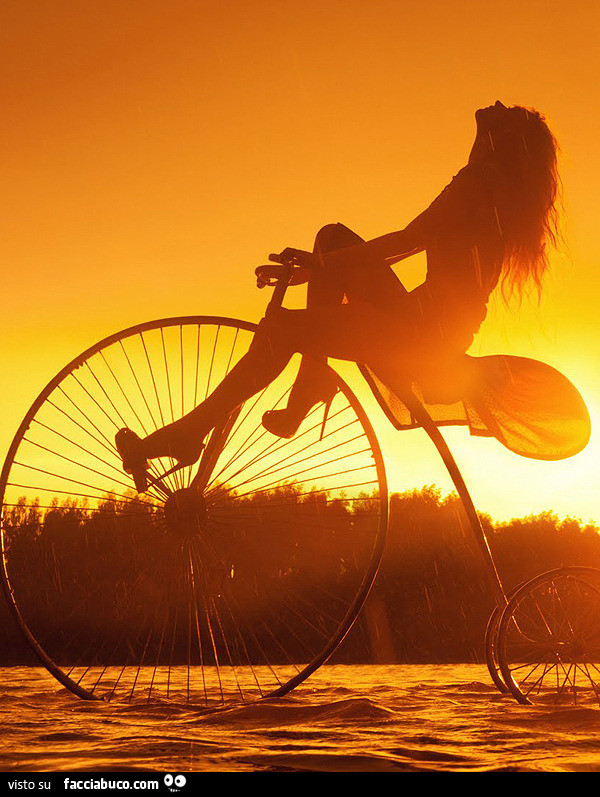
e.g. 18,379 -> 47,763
1,486 -> 599,666
350,487 -> 600,663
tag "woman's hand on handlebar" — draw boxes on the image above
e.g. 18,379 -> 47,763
255,263 -> 311,288
256,247 -> 317,289
268,248 -> 316,268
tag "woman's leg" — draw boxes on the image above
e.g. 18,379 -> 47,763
267,222 -> 409,427
141,318 -> 294,460
309,222 -> 409,309
271,223 -> 367,425
140,223 -> 404,460
308,222 -> 365,308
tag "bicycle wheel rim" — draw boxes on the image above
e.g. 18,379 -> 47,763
498,567 -> 600,706
1,316 -> 388,705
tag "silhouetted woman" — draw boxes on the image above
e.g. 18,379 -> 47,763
116,101 -> 560,491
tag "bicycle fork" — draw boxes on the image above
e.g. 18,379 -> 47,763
157,265 -> 296,496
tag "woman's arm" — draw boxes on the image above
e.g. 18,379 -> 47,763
275,165 -> 487,271
323,164 -> 493,270
271,223 -> 425,272
275,220 -> 428,272
318,215 -> 429,270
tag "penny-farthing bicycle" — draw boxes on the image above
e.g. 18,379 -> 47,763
1,261 -> 597,707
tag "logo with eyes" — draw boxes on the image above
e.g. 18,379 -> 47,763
164,774 -> 187,792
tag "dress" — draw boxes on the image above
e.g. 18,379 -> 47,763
350,167 -> 590,461
402,161 -> 505,354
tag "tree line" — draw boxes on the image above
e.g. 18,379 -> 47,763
1,485 -> 599,666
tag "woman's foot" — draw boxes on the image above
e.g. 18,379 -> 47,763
142,417 -> 207,466
115,428 -> 151,493
115,420 -> 207,493
262,359 -> 337,439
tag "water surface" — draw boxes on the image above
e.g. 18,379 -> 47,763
2,665 -> 599,772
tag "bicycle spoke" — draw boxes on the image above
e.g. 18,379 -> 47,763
500,570 -> 600,705
1,317 -> 386,706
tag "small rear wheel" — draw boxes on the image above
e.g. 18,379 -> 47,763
485,604 -> 509,694
497,567 -> 600,706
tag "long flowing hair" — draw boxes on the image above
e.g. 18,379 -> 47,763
493,106 -> 561,301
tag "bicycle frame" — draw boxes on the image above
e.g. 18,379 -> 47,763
178,266 -> 296,496
397,389 -> 508,610
167,264 -> 508,609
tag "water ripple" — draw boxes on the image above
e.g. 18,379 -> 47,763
1,665 -> 600,772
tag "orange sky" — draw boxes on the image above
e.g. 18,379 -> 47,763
2,0 -> 600,522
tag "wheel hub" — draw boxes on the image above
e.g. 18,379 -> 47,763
163,487 -> 207,539
554,638 -> 585,660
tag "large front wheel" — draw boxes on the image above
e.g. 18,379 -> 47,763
1,317 -> 388,706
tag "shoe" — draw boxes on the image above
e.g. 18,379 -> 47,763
142,419 -> 207,467
262,393 -> 335,440
262,359 -> 338,440
115,428 -> 150,493
115,425 -> 205,493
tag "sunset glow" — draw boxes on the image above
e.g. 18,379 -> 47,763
2,0 -> 600,523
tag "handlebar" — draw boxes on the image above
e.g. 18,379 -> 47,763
255,265 -> 284,288
254,263 -> 308,289
255,251 -> 310,312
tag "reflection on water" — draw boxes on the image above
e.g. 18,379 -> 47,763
3,664 -> 600,772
